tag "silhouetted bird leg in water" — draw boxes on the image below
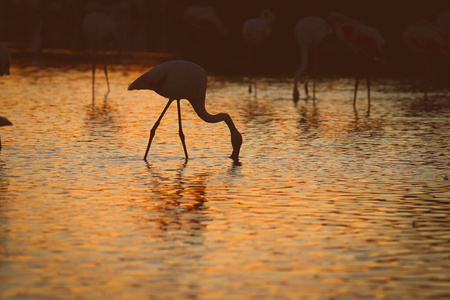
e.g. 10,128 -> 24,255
367,75 -> 371,116
353,77 -> 359,111
91,50 -> 96,104
104,60 -> 110,96
304,80 -> 309,99
177,99 -> 189,161
144,99 -> 173,161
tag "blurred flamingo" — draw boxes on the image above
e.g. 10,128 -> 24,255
82,12 -> 115,102
293,16 -> 330,103
183,5 -> 227,36
242,9 -> 275,96
403,19 -> 450,100
0,42 -> 11,76
328,12 -> 386,113
128,60 -> 243,164
436,11 -> 450,39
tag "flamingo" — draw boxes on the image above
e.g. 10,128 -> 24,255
436,11 -> 450,39
82,12 -> 115,102
0,42 -> 10,76
183,5 -> 227,36
403,19 -> 450,100
128,60 -> 243,163
328,12 -> 386,114
293,16 -> 330,103
242,9 -> 275,95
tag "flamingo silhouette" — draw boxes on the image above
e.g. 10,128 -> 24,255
293,16 -> 330,103
403,20 -> 450,100
128,60 -> 243,163
328,12 -> 386,114
242,9 -> 275,96
82,12 -> 115,102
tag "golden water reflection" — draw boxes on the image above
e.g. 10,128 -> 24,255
0,67 -> 449,299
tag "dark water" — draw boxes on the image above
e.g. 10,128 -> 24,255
0,66 -> 449,299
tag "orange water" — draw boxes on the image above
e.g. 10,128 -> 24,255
0,66 -> 449,299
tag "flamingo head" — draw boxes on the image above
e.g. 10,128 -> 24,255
229,129 -> 243,164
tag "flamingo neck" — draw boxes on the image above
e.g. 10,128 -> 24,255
189,98 -> 242,161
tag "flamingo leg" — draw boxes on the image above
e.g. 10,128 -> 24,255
304,79 -> 309,99
424,55 -> 430,101
312,52 -> 317,100
367,77 -> 371,115
353,78 -> 359,108
91,51 -> 96,103
104,62 -> 110,94
144,99 -> 173,161
177,99 -> 188,161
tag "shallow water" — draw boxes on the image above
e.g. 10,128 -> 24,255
0,66 -> 449,299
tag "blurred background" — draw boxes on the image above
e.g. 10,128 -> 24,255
1,0 -> 450,78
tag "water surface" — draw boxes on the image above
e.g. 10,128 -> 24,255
0,66 -> 449,299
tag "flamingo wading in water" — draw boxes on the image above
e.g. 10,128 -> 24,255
403,19 -> 450,100
328,12 -> 386,114
82,12 -> 115,102
128,60 -> 243,163
0,42 -> 10,76
242,9 -> 275,96
293,16 -> 330,103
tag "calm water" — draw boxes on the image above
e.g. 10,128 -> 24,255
0,66 -> 449,299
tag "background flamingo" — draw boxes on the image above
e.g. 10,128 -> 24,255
328,12 -> 386,114
403,19 -> 450,100
242,9 -> 275,96
128,60 -> 242,163
293,16 -> 330,103
82,12 -> 115,102
0,42 -> 11,76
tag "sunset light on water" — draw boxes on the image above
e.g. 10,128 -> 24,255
1,1 -> 450,299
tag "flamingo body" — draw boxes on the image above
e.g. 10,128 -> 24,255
82,12 -> 115,50
183,5 -> 227,36
293,16 -> 329,102
128,60 -> 242,163
403,22 -> 450,57
403,20 -> 450,99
